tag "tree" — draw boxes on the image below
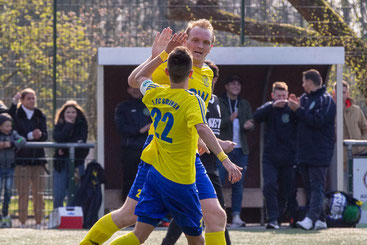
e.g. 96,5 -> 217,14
166,0 -> 367,96
0,0 -> 94,133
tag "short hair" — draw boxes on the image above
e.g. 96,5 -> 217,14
272,81 -> 288,92
204,60 -> 219,78
225,75 -> 242,85
334,80 -> 349,90
167,46 -> 193,83
185,19 -> 215,43
303,69 -> 323,86
20,88 -> 36,100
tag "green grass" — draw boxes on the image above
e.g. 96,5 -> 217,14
1,226 -> 367,244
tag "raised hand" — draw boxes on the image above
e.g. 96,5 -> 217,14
152,27 -> 172,58
165,32 -> 187,54
288,93 -> 300,111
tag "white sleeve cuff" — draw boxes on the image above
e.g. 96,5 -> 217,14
27,132 -> 34,140
140,80 -> 154,95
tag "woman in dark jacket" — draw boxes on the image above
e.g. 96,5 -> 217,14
8,88 -> 48,228
53,100 -> 89,208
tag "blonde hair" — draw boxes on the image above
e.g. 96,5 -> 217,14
185,19 -> 215,43
272,81 -> 288,92
54,100 -> 87,125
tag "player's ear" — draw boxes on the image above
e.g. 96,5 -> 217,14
165,68 -> 169,76
188,70 -> 193,78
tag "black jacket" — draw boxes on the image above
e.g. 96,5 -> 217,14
53,118 -> 89,170
201,95 -> 221,174
294,86 -> 336,166
114,98 -> 151,150
74,161 -> 105,229
253,101 -> 297,166
8,104 -> 48,165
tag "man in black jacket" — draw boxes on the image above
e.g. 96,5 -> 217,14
115,86 -> 151,201
253,81 -> 297,229
288,69 -> 336,230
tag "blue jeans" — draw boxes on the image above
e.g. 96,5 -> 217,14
0,168 -> 14,217
218,148 -> 248,216
53,161 -> 85,209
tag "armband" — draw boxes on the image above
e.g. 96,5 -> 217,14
159,50 -> 169,62
140,80 -> 153,95
217,151 -> 228,162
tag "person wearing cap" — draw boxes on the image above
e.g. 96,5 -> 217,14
218,74 -> 254,227
0,113 -> 25,228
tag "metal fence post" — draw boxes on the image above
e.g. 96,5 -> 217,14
68,146 -> 76,205
347,144 -> 353,195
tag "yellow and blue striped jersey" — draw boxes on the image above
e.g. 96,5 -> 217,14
140,81 -> 207,184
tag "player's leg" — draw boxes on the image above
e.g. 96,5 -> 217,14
195,155 -> 227,244
161,218 -> 183,245
207,172 -> 231,244
185,234 -> 205,245
110,221 -> 155,245
156,165 -> 203,245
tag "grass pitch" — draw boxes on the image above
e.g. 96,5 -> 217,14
1,226 -> 367,245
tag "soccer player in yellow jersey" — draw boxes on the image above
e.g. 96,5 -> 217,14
110,33 -> 241,245
80,20 -> 240,245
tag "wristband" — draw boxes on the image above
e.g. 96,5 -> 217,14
159,50 -> 169,62
217,151 -> 228,162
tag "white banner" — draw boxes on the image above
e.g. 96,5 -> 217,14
353,158 -> 367,224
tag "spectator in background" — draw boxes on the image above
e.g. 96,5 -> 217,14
332,80 -> 367,191
288,69 -> 336,230
219,75 -> 254,227
0,113 -> 25,228
253,82 -> 297,229
161,60 -> 235,245
8,88 -> 48,229
53,100 -> 89,208
114,86 -> 151,201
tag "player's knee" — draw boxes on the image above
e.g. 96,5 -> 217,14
204,206 -> 226,230
112,206 -> 137,228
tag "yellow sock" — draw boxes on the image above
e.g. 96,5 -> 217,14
205,231 -> 226,245
110,232 -> 140,245
80,213 -> 120,245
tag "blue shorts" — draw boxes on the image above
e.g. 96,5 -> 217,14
135,167 -> 203,236
195,153 -> 217,200
128,136 -> 217,201
128,135 -> 153,201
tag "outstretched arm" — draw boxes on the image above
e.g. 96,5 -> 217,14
128,28 -> 173,88
135,32 -> 187,87
195,123 -> 242,183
